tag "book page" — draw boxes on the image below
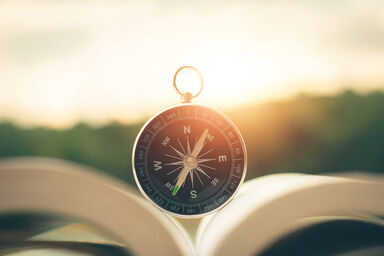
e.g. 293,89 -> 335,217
196,173 -> 384,256
260,214 -> 384,255
0,157 -> 194,256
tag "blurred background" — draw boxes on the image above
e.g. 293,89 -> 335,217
0,0 -> 384,186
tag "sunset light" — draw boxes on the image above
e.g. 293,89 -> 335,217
1,2 -> 384,255
0,0 -> 383,128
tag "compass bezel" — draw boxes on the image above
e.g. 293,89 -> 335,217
132,103 -> 247,218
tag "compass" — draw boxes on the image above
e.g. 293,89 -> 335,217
132,66 -> 247,218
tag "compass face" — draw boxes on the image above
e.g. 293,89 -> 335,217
132,104 -> 246,217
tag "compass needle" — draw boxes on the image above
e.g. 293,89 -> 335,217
173,128 -> 209,195
172,185 -> 180,196
201,141 -> 207,151
191,129 -> 209,157
174,170 -> 183,183
132,73 -> 246,217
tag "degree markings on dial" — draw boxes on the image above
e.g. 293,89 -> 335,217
135,105 -> 246,216
160,116 -> 166,124
211,114 -> 216,122
152,118 -> 237,193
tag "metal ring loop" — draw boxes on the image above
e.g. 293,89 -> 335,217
173,66 -> 204,101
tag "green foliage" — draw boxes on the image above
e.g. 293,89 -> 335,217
0,90 -> 383,185
230,90 -> 384,179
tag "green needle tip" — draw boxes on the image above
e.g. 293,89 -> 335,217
172,185 -> 179,196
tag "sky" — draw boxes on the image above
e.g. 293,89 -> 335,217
0,0 -> 384,128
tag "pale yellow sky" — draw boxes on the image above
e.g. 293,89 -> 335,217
0,0 -> 383,128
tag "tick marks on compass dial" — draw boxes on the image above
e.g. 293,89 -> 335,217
133,105 -> 245,216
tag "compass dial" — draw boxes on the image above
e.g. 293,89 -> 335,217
132,104 -> 246,217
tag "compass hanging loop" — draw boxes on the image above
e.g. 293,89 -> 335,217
173,66 -> 204,103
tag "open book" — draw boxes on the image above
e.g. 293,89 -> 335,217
0,157 -> 384,256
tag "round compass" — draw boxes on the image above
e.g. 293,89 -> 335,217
132,103 -> 247,217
